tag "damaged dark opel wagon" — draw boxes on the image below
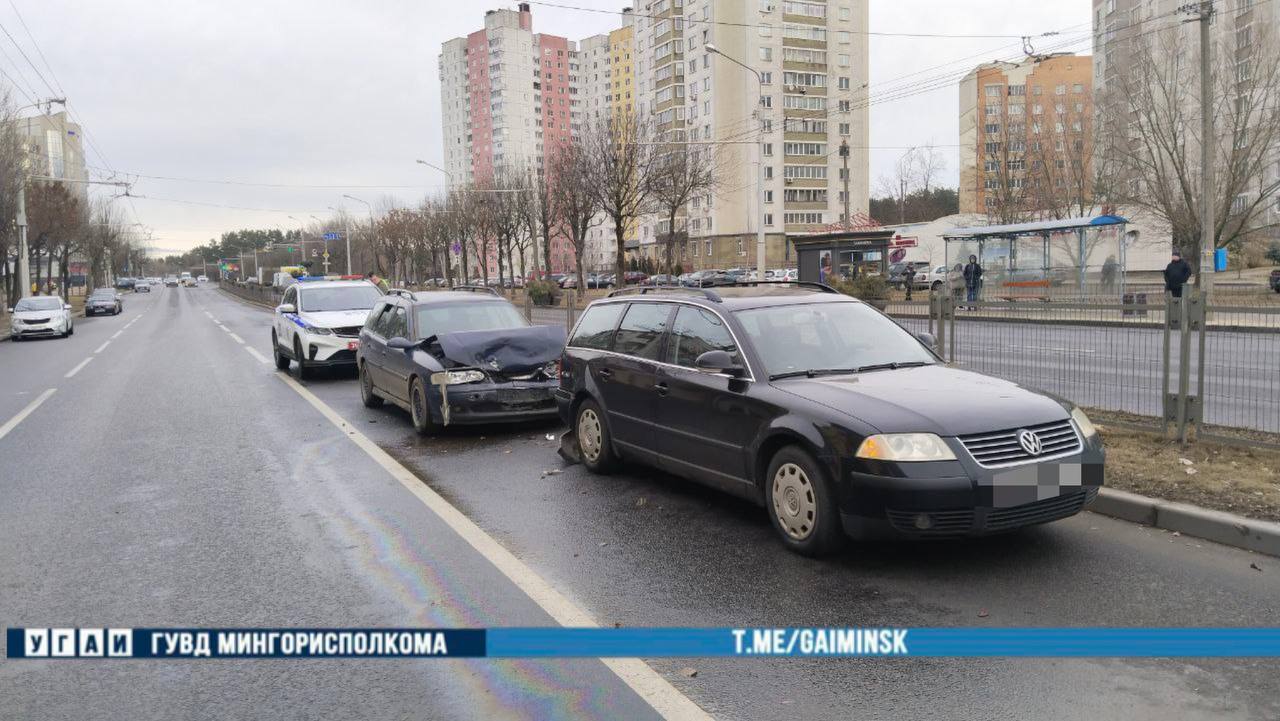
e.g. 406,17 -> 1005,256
358,287 -> 565,433
555,283 -> 1104,556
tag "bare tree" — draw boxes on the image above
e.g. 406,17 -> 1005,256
876,144 -> 950,224
26,181 -> 84,297
549,136 -> 600,290
1096,23 -> 1280,279
647,141 -> 717,273
521,165 -> 557,278
582,111 -> 655,286
0,90 -> 26,304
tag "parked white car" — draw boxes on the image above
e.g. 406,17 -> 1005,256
919,265 -> 951,291
272,280 -> 383,378
8,295 -> 74,340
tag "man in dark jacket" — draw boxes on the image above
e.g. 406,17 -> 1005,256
901,262 -> 916,300
962,255 -> 983,307
1164,250 -> 1192,298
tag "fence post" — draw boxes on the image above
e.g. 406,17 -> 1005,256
566,290 -> 577,334
523,289 -> 533,323
1175,294 -> 1192,445
1192,290 -> 1207,439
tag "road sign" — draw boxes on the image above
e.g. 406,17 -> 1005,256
323,251 -> 330,259
890,235 -> 919,248
323,232 -> 340,241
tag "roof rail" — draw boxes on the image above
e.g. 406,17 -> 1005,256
384,287 -> 415,299
717,280 -> 839,294
607,285 -> 722,302
451,285 -> 501,296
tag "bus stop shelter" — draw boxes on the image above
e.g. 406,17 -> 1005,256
941,214 -> 1129,299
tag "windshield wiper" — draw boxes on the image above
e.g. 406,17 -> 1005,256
769,368 -> 860,380
853,361 -> 932,373
769,361 -> 932,381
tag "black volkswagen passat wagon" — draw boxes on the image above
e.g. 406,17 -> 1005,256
555,283 -> 1104,556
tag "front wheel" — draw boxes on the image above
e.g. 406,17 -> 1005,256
360,362 -> 384,408
575,398 -> 618,473
765,446 -> 844,557
294,337 -> 312,380
272,331 -> 290,370
409,377 -> 437,435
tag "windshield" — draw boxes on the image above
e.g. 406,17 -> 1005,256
416,302 -> 528,339
15,297 -> 62,312
734,301 -> 936,378
298,285 -> 382,312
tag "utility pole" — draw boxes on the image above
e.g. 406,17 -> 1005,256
1196,0 -> 1215,298
839,140 -> 851,224
15,186 -> 29,298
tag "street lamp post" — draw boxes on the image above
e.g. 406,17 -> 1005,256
13,98 -> 68,299
705,43 -> 767,281
343,194 -> 376,278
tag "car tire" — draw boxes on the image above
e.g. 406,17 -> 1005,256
67,323 -> 74,337
360,361 -> 383,408
765,445 -> 844,557
575,398 -> 618,473
931,281 -> 943,291
408,376 -> 437,435
272,331 -> 290,370
294,337 -> 313,380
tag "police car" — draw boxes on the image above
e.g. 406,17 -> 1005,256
272,279 -> 383,379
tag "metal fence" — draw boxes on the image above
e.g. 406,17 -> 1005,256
219,281 -> 281,308
918,291 -> 1279,447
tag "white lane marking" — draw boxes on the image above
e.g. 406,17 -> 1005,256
244,346 -> 271,364
275,374 -> 711,721
64,357 -> 94,378
217,324 -> 229,333
94,342 -> 110,354
110,330 -> 123,339
228,332 -> 245,345
0,388 -> 57,442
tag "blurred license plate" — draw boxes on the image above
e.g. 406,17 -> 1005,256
504,388 -> 550,404
346,341 -> 359,350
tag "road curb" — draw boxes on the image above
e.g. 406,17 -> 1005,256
1089,487 -> 1280,557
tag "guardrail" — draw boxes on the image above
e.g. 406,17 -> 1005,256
219,282 -> 281,308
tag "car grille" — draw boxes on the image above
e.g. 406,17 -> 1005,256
22,317 -> 51,325
984,489 -> 1096,532
958,418 -> 1081,467
332,326 -> 363,338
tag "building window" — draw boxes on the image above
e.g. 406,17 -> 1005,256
763,143 -> 774,156
984,84 -> 1004,97
706,240 -> 713,256
764,190 -> 774,203
759,47 -> 773,62
765,213 -> 775,226
839,122 -> 850,135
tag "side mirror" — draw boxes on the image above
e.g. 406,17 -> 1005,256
276,303 -> 296,314
916,332 -> 937,350
694,350 -> 745,377
5,307 -> 12,313
387,336 -> 416,350
64,304 -> 73,311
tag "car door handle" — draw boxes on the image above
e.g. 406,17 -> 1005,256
598,368 -> 613,380
654,381 -> 669,396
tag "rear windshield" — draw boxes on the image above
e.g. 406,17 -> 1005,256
15,297 -> 62,311
298,285 -> 382,312
415,302 -> 527,338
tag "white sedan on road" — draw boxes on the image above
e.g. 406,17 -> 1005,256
272,279 -> 383,379
8,295 -> 74,340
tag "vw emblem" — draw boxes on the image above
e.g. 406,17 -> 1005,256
1017,429 -> 1044,456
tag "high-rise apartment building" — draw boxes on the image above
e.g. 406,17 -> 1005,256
632,0 -> 870,269
438,3 -> 580,272
958,54 -> 1093,218
16,111 -> 88,205
1092,0 -> 1280,243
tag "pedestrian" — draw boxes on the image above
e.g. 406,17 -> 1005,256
365,271 -> 390,293
1101,255 -> 1118,293
902,262 -> 915,301
1163,249 -> 1192,299
963,254 -> 983,309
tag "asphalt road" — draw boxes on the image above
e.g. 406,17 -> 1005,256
531,305 -> 1280,434
2,284 -> 1278,720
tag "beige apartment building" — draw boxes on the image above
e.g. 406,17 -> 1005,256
958,54 -> 1093,219
632,0 -> 870,270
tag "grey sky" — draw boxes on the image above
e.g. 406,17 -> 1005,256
5,1 -> 1090,253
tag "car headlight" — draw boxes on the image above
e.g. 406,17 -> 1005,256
1070,406 -> 1098,438
441,370 -> 486,385
856,433 -> 957,462
304,324 -> 332,335
542,361 -> 560,379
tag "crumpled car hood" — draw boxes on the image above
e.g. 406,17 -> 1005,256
435,325 -> 567,375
